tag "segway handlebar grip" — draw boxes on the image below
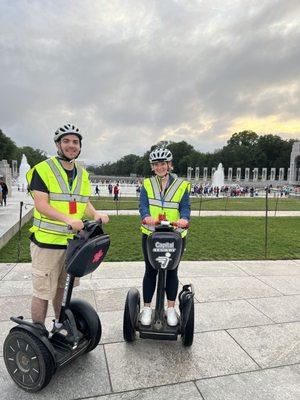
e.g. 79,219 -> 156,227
142,219 -> 189,230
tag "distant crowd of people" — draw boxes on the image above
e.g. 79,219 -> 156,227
92,181 -> 294,200
190,184 -> 293,198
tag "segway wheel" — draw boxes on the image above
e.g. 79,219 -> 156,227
181,297 -> 194,347
123,288 -> 140,342
4,329 -> 55,392
69,299 -> 101,353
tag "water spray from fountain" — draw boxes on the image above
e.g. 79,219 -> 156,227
212,163 -> 224,188
18,154 -> 31,191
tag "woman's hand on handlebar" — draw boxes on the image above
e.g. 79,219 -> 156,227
93,211 -> 109,224
143,216 -> 156,226
176,218 -> 189,228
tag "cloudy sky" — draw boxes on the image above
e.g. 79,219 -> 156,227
1,0 -> 299,164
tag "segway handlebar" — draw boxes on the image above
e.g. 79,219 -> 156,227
67,219 -> 102,232
142,219 -> 189,229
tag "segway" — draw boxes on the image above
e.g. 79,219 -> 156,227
3,220 -> 110,392
123,220 -> 194,346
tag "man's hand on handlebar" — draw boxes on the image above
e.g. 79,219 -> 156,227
143,216 -> 156,226
93,211 -> 109,224
176,219 -> 189,228
66,218 -> 84,231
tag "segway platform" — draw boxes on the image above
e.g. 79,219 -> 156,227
4,220 -> 110,392
123,221 -> 194,346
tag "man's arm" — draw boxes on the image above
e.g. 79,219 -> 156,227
85,201 -> 109,224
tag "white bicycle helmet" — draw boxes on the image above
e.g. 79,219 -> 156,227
149,147 -> 173,163
54,124 -> 82,142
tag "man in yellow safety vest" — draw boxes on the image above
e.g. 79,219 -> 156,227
27,124 -> 109,326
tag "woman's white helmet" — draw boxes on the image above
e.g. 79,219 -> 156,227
54,124 -> 82,142
149,147 -> 173,163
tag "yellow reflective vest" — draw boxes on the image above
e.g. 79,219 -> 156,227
141,175 -> 190,237
26,157 -> 91,245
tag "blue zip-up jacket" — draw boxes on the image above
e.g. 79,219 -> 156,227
139,174 -> 191,221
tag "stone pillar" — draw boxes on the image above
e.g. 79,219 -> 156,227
195,167 -> 199,181
289,141 -> 300,184
12,160 -> 18,178
236,168 -> 241,181
211,167 -> 216,178
262,168 -> 267,181
227,167 -> 233,181
253,168 -> 258,181
203,167 -> 208,181
298,168 -> 300,182
187,167 -> 193,181
245,168 -> 250,181
279,168 -> 284,181
287,168 -> 291,181
270,168 -> 276,181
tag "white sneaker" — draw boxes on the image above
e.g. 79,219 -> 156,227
140,307 -> 152,326
166,307 -> 178,326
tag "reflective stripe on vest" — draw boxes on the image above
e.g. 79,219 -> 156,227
164,178 -> 184,201
48,193 -> 89,202
149,176 -> 161,199
141,176 -> 189,237
33,218 -> 75,234
149,175 -> 185,202
148,198 -> 179,209
27,157 -> 90,244
46,158 -> 83,195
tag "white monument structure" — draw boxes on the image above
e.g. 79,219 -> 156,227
289,142 -> 300,184
18,154 -> 31,191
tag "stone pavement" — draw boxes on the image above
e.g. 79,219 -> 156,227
0,259 -> 299,399
0,190 -> 33,249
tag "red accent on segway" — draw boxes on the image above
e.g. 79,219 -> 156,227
92,249 -> 104,263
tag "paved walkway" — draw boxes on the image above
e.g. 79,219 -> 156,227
0,190 -> 33,248
0,259 -> 299,399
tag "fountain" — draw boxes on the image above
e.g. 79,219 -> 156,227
18,154 -> 31,191
212,163 -> 224,188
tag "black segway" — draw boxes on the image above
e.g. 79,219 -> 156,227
123,220 -> 194,346
3,220 -> 110,392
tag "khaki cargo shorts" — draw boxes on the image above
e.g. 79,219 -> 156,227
30,242 -> 79,300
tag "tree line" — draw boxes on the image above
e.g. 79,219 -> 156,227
0,129 -> 47,168
87,131 -> 296,177
0,129 -> 297,176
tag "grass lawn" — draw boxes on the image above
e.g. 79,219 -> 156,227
0,216 -> 299,263
90,196 -> 300,212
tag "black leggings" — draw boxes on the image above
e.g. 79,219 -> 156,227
142,234 -> 186,303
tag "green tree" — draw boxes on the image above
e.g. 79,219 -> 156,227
0,130 -> 19,164
17,146 -> 47,168
227,130 -> 259,147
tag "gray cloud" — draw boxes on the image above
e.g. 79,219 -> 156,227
0,0 -> 299,164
